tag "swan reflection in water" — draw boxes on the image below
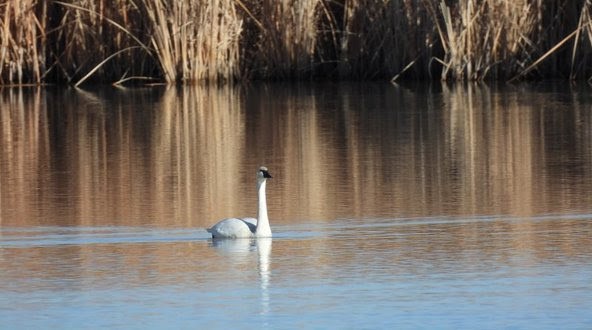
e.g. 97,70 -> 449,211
209,238 -> 272,317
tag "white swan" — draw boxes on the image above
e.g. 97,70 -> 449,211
207,167 -> 273,238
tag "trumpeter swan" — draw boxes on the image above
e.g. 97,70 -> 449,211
207,167 -> 272,238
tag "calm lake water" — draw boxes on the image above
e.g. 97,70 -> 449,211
1,82 -> 591,329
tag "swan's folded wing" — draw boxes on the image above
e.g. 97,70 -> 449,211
242,217 -> 258,230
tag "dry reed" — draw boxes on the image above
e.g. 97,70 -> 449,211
334,0 -> 435,80
0,0 -> 45,84
431,0 -> 543,81
238,0 -> 321,79
3,0 -> 592,85
49,0 -> 152,84
142,0 -> 242,83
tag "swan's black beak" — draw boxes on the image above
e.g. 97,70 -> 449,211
259,166 -> 272,179
262,170 -> 272,179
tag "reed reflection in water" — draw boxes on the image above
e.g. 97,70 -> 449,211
1,83 -> 591,227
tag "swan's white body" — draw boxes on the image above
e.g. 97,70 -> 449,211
207,167 -> 272,238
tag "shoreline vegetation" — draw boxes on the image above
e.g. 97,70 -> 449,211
2,1 -> 592,86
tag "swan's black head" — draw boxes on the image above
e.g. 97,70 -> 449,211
259,166 -> 272,179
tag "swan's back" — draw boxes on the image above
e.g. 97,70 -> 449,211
207,218 -> 255,238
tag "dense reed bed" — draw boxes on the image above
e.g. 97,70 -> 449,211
1,0 -> 592,85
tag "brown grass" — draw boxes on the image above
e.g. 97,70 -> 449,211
0,1 -> 44,84
2,0 -> 592,85
334,1 -> 435,80
142,0 -> 242,83
231,0 -> 322,79
431,0 -> 543,81
49,0 -> 152,84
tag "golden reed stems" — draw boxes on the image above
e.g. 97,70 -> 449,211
1,0 -> 592,85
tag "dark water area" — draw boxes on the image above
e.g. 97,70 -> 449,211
0,82 -> 591,328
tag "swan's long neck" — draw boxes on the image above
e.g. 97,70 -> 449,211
255,179 -> 271,237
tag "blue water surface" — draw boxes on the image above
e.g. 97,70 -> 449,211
1,215 -> 591,329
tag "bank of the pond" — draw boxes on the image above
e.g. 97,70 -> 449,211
3,1 -> 592,85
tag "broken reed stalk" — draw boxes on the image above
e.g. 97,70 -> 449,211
74,46 -> 141,87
